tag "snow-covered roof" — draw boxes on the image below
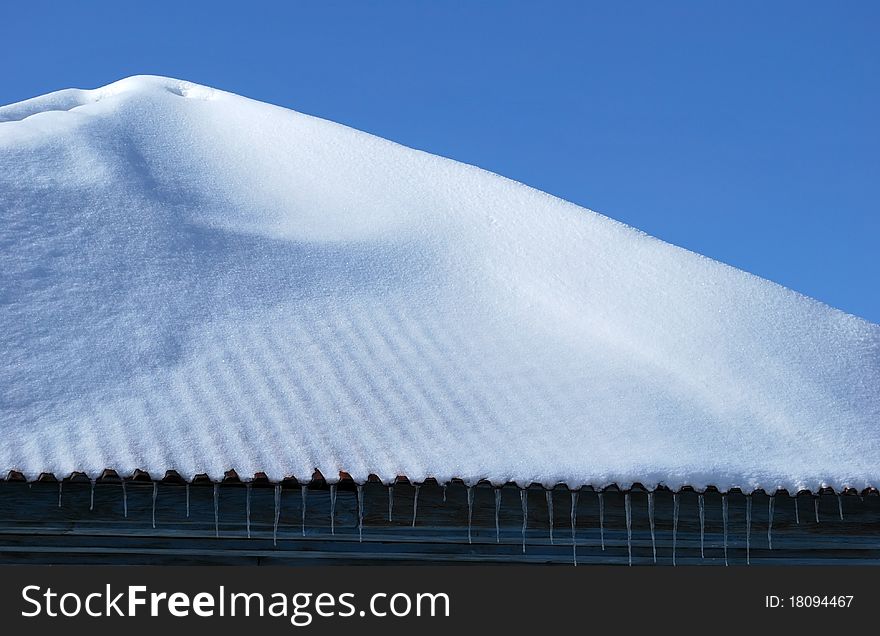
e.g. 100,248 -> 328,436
1,76 -> 878,493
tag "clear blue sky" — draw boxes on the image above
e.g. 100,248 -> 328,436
4,1 -> 878,322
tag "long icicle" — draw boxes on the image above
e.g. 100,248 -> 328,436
814,496 -> 820,524
185,482 -> 190,518
722,494 -> 729,566
837,493 -> 844,521
698,493 -> 705,559
213,483 -> 219,538
57,480 -> 63,508
598,491 -> 605,551
520,488 -> 528,554
90,479 -> 96,512
273,484 -> 281,546
411,485 -> 420,527
387,485 -> 393,522
672,492 -> 680,566
624,492 -> 632,566
246,483 -> 252,539
648,492 -> 657,563
745,494 -> 751,565
546,490 -> 554,544
794,494 -> 799,525
152,482 -> 158,529
467,486 -> 474,544
570,490 -> 579,566
329,484 -> 337,535
122,480 -> 128,518
357,484 -> 364,542
768,495 -> 775,550
495,489 -> 502,543
301,485 -> 308,537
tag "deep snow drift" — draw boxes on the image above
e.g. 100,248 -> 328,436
1,76 -> 878,492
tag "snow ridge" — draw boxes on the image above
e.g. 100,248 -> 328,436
1,76 -> 878,493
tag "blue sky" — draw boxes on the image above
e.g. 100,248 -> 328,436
4,1 -> 878,322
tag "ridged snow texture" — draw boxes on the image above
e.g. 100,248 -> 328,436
1,76 -> 878,492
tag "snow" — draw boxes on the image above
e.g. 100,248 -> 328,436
1,76 -> 878,493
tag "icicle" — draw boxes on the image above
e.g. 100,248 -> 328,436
57,480 -> 63,508
122,480 -> 128,518
672,492 -> 680,566
387,485 -> 393,522
520,488 -> 528,554
698,494 -> 705,559
722,495 -> 729,566
768,495 -> 774,550
356,484 -> 364,542
185,483 -> 190,518
301,485 -> 308,537
89,479 -> 96,512
329,484 -> 337,535
837,493 -> 844,521
648,492 -> 657,563
273,484 -> 281,546
794,495 -> 799,525
152,482 -> 158,529
246,483 -> 252,539
570,490 -> 579,566
494,489 -> 502,543
546,490 -> 554,544
213,483 -> 219,538
598,492 -> 605,551
467,486 -> 474,544
442,485 -> 447,503
411,485 -> 420,527
745,495 -> 751,565
624,492 -> 632,566
814,496 -> 820,524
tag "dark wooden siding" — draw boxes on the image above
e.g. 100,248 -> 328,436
0,479 -> 877,565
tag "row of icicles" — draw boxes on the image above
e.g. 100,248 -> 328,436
48,480 -> 846,566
